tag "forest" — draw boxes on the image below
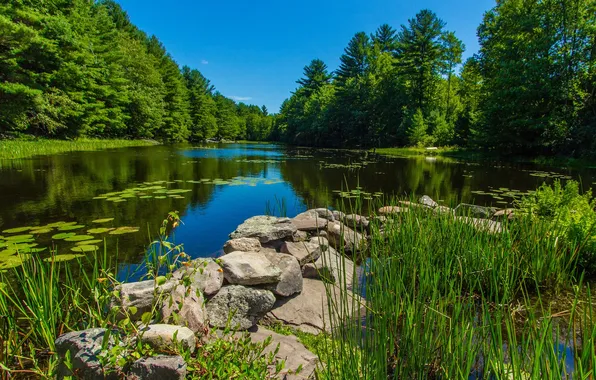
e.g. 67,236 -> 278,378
0,0 -> 273,142
2,0 -> 596,157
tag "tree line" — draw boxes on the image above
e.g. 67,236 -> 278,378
0,0 -> 273,142
273,1 -> 596,156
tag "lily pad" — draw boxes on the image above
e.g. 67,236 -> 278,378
92,218 -> 114,224
154,196 -> 167,199
52,232 -> 77,240
92,196 -> 108,200
58,225 -> 86,231
87,228 -> 113,234
112,199 -> 127,203
30,228 -> 54,234
107,197 -> 124,202
0,253 -> 31,269
76,239 -> 103,245
44,254 -> 85,262
109,227 -> 140,235
5,234 -> 34,241
71,245 -> 100,253
3,227 -> 32,234
64,235 -> 95,242
139,196 -> 153,199
45,221 -> 70,228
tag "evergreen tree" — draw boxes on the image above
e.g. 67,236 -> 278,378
296,59 -> 332,96
335,32 -> 371,85
372,24 -> 398,53
408,109 -> 429,147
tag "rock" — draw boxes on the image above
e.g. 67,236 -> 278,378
291,215 -> 328,232
326,222 -> 366,253
419,195 -> 438,208
172,258 -> 223,296
378,206 -> 409,215
161,284 -> 207,334
262,251 -> 303,297
433,205 -> 453,214
280,240 -> 323,266
139,324 -> 196,354
317,230 -> 328,238
454,203 -> 497,219
455,216 -> 503,234
223,237 -> 261,254
398,201 -> 427,209
343,214 -> 369,231
229,216 -> 297,243
55,328 -> 117,380
331,210 -> 345,222
492,208 -> 515,221
292,230 -> 309,242
206,285 -> 276,330
111,280 -> 175,321
267,279 -> 363,334
301,246 -> 355,289
242,326 -> 318,379
129,355 -> 186,380
220,251 -> 282,286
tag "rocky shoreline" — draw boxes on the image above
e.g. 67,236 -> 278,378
54,197 -> 511,379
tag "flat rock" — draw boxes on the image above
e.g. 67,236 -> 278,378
243,326 -> 319,379
326,222 -> 366,253
343,214 -> 369,231
492,208 -> 515,221
378,206 -> 410,215
223,237 -> 262,254
139,324 -> 196,354
55,328 -> 117,380
455,216 -> 503,234
129,355 -> 186,380
262,251 -> 303,297
161,284 -> 207,334
454,203 -> 497,219
291,215 -> 328,231
267,279 -> 363,334
220,251 -> 282,285
206,285 -> 276,330
111,279 -> 175,321
433,205 -> 453,214
229,216 -> 297,243
292,230 -> 309,242
280,239 -> 323,266
172,258 -> 223,296
419,195 -> 438,208
301,246 -> 355,289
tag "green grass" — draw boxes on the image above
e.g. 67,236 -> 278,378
318,196 -> 595,379
0,138 -> 159,160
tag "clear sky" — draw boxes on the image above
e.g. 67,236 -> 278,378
118,0 -> 495,113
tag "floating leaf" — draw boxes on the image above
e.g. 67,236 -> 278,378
30,228 -> 53,234
5,234 -> 34,241
52,232 -> 77,240
71,245 -> 100,253
44,254 -> 85,262
77,239 -> 103,245
87,228 -> 113,234
154,196 -> 167,199
92,218 -> 114,224
109,227 -> 140,235
139,196 -> 153,199
107,197 -> 124,202
64,235 -> 95,242
58,225 -> 86,231
3,227 -> 32,234
92,196 -> 107,200
0,254 -> 31,269
112,199 -> 127,203
45,221 -> 70,228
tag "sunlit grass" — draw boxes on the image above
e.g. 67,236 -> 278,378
0,138 -> 159,160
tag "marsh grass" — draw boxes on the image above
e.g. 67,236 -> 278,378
0,138 -> 158,160
320,196 -> 595,379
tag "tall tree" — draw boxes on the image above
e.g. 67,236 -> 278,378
335,32 -> 371,85
372,24 -> 398,53
441,31 -> 465,122
296,59 -> 332,96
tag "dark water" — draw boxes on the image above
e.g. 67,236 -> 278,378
1,143 -> 595,276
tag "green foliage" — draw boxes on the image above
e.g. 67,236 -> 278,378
407,109 -> 429,147
518,180 -> 596,272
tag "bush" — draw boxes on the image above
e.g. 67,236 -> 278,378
517,180 -> 596,273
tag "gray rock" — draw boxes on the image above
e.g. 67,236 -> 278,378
129,355 -> 186,380
419,195 -> 439,208
492,208 -> 515,221
378,206 -> 410,215
161,284 -> 207,334
111,280 -> 175,321
262,251 -> 303,297
291,214 -> 328,232
206,285 -> 276,330
454,203 -> 497,219
292,230 -> 309,242
280,240 -> 322,266
343,214 -> 369,231
172,258 -> 223,296
301,246 -> 355,289
220,251 -> 282,285
326,221 -> 366,253
331,210 -> 345,222
267,279 -> 363,334
223,237 -> 261,254
229,216 -> 297,243
139,324 -> 196,354
55,328 -> 118,380
433,205 -> 453,214
455,216 -> 503,234
242,326 -> 319,379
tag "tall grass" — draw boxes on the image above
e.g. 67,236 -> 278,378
0,138 -> 158,160
321,197 -> 595,379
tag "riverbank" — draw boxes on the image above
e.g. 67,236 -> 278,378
0,138 -> 159,160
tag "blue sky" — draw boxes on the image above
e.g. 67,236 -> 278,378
118,0 -> 495,113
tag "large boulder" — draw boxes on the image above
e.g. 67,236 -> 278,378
262,251 -> 303,297
139,324 -> 196,354
219,251 -> 281,286
378,206 -> 409,215
172,258 -> 223,296
454,203 -> 497,219
326,222 -> 366,253
161,284 -> 207,334
129,355 -> 187,380
242,326 -> 319,379
492,208 -> 515,221
111,279 -> 175,321
55,328 -> 117,380
301,246 -> 355,289
279,239 -> 324,266
267,279 -> 363,335
343,214 -> 369,232
455,216 -> 503,234
291,214 -> 328,232
229,216 -> 297,243
206,285 -> 276,330
223,237 -> 261,254
419,195 -> 438,208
